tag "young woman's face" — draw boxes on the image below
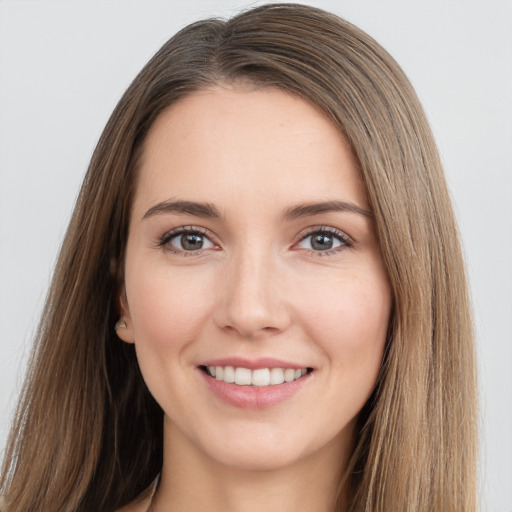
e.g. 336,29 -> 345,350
119,86 -> 392,471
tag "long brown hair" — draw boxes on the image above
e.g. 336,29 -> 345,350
1,4 -> 477,511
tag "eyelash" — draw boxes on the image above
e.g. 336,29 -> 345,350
157,225 -> 353,257
158,226 -> 216,257
295,226 -> 353,256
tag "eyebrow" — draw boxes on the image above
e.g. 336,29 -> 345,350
281,200 -> 372,221
142,199 -> 372,221
142,200 -> 222,220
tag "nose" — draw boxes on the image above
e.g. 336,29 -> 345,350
213,246 -> 291,339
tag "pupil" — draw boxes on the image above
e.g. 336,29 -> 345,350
311,234 -> 333,250
182,233 -> 203,250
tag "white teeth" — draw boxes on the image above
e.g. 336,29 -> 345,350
252,368 -> 270,386
284,368 -> 295,382
234,367 -> 252,385
208,366 -> 309,386
270,368 -> 285,385
224,366 -> 235,383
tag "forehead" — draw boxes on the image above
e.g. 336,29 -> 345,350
132,86 -> 367,216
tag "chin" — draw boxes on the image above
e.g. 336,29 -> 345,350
195,423 -> 343,473
209,443 -> 309,472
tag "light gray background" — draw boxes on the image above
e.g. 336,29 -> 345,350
1,1 -> 511,510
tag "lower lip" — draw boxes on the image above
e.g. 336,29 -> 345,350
200,370 -> 311,409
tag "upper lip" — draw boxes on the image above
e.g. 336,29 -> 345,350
198,357 -> 311,370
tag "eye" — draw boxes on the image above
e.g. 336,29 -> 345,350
296,228 -> 352,253
159,227 -> 216,254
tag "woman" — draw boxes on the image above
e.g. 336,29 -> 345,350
0,3 -> 477,511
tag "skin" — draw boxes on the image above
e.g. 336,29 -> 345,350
116,85 -> 392,512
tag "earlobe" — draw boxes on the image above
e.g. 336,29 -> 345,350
116,286 -> 135,343
115,318 -> 135,343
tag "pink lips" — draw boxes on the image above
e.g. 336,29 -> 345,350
200,357 -> 306,370
197,357 -> 312,409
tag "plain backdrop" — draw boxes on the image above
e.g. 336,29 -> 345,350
1,1 -> 511,510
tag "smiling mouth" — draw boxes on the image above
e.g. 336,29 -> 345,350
199,365 -> 313,387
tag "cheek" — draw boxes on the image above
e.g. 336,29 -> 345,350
126,263 -> 216,350
125,263 -> 219,415
301,269 -> 391,374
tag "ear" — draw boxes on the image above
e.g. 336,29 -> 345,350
116,285 -> 135,344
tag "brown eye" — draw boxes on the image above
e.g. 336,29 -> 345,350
179,233 -> 205,250
311,233 -> 335,250
163,229 -> 215,253
297,228 -> 351,253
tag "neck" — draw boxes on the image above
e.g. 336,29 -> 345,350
152,417 -> 353,512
